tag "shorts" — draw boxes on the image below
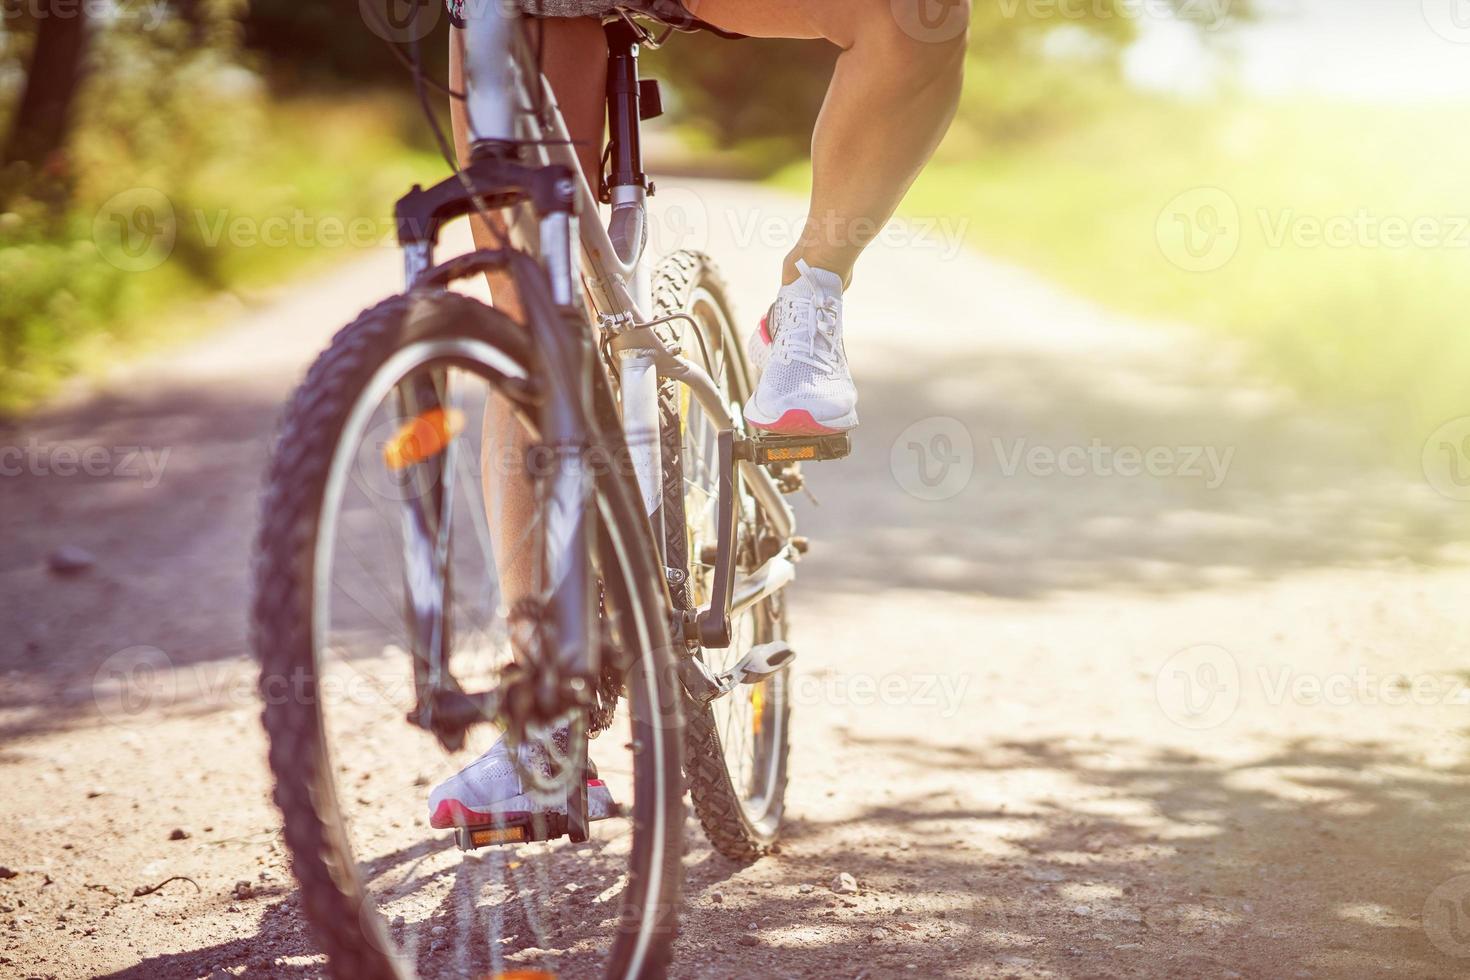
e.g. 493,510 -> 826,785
448,1 -> 706,31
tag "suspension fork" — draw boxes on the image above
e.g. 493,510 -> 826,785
600,19 -> 665,538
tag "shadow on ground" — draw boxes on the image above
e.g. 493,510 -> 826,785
90,729 -> 1470,978
794,349 -> 1465,599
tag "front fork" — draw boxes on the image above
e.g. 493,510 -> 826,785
395,159 -> 598,751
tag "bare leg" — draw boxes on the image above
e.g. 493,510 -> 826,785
449,20 -> 607,602
449,1 -> 965,583
690,0 -> 969,285
449,19 -> 607,315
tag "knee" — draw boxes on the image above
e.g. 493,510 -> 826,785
854,0 -> 970,85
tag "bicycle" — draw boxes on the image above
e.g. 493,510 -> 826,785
250,4 -> 848,977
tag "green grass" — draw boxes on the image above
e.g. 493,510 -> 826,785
0,94 -> 444,414
785,92 -> 1470,455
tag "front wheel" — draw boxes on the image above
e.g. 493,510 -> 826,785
652,251 -> 793,861
251,291 -> 684,978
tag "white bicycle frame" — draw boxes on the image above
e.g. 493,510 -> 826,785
448,4 -> 796,546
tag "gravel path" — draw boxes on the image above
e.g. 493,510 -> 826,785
4,180 -> 1470,979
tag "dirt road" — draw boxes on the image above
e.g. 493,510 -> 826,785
5,180 -> 1470,979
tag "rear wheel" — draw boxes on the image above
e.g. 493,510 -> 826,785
652,251 -> 792,861
251,291 -> 684,978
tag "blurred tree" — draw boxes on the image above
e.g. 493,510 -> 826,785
2,6 -> 91,205
644,35 -> 836,172
243,0 -> 450,90
646,0 -> 1251,171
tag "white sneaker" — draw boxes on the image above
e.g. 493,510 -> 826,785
427,731 -> 615,829
744,260 -> 858,435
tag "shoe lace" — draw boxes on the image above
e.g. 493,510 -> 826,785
774,285 -> 843,376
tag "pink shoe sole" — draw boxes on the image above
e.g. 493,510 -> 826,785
429,779 -> 609,830
747,409 -> 848,436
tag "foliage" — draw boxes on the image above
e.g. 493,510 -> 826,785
647,0 -> 1250,172
896,91 -> 1470,453
242,0 -> 450,89
0,2 -> 441,413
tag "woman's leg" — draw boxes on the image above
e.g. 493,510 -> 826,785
689,0 -> 969,285
449,20 -> 608,602
448,18 -> 608,316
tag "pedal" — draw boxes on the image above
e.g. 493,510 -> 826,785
453,813 -> 569,851
450,782 -> 622,851
741,432 -> 851,466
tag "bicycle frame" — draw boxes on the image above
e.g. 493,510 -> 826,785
392,4 -> 800,728
463,5 -> 792,531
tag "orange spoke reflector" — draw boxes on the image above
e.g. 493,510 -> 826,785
751,681 -> 765,736
489,972 -> 558,980
383,407 -> 466,471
